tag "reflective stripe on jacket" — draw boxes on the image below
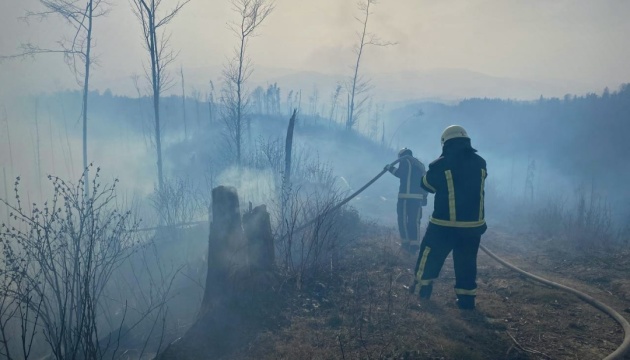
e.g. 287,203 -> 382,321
390,157 -> 428,205
421,138 -> 487,229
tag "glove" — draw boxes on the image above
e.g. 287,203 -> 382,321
384,164 -> 392,171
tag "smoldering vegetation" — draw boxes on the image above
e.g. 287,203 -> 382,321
1,81 -> 629,358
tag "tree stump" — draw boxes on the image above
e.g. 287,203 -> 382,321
200,186 -> 248,315
243,204 -> 274,272
161,187 -> 281,359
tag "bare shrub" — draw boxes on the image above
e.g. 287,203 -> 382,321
103,241 -> 183,359
243,136 -> 284,174
150,177 -> 206,227
566,184 -> 614,248
0,167 -> 178,359
238,134 -> 359,290
529,185 -> 616,250
0,167 -> 140,359
277,186 -> 361,289
529,195 -> 567,239
244,137 -> 336,195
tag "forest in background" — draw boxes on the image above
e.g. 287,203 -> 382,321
6,81 -> 627,222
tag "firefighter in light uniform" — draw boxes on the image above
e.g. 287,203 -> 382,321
385,148 -> 428,252
410,125 -> 487,310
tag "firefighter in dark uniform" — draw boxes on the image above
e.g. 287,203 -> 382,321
409,125 -> 487,310
385,148 -> 428,252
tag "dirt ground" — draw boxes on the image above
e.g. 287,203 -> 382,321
162,225 -> 630,360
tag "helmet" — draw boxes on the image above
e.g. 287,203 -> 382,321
441,125 -> 469,146
398,148 -> 412,158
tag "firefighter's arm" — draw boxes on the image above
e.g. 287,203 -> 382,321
421,172 -> 437,193
420,159 -> 441,194
384,164 -> 398,176
393,159 -> 409,179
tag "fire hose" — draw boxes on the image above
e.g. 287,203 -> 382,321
296,156 -> 630,360
481,245 -> 630,360
141,156 -> 629,358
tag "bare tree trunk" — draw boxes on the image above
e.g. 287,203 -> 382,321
208,98 -> 212,124
347,1 -> 369,131
284,109 -> 297,185
34,98 -> 43,199
2,167 -> 8,224
82,0 -> 94,196
181,65 -> 188,139
236,34 -> 245,166
2,108 -> 13,171
153,84 -> 164,190
208,80 -> 215,124
48,107 -> 56,173
148,1 -> 164,190
132,0 -> 189,191
346,0 -> 394,131
381,122 -> 385,147
1,0 -> 104,197
221,0 -> 274,167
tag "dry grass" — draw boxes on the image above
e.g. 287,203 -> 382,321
159,224 -> 630,360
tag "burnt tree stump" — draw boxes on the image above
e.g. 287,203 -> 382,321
200,186 -> 248,315
243,204 -> 274,273
160,186 -> 280,359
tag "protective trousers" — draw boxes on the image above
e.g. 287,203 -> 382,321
411,223 -> 481,309
397,198 -> 422,248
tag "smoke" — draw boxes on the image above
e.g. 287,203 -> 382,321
215,166 -> 279,214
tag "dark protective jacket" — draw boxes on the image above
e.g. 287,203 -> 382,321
420,138 -> 487,229
390,156 -> 428,205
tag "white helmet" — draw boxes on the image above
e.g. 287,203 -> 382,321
441,125 -> 469,146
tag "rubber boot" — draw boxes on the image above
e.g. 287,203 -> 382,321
456,295 -> 475,310
408,281 -> 417,295
408,240 -> 420,254
419,283 -> 433,299
401,240 -> 410,253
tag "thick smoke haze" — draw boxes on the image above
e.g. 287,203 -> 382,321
1,0 -> 630,99
0,2 -> 629,358
1,0 -> 630,224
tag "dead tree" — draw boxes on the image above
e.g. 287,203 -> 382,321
346,0 -> 395,131
220,0 -> 274,166
207,80 -> 216,124
284,109 -> 297,189
1,108 -> 13,172
180,65 -> 188,139
1,0 -> 109,195
280,109 -> 297,239
328,84 -> 342,126
130,0 -> 190,190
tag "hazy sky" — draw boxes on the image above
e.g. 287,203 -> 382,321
1,0 -> 629,98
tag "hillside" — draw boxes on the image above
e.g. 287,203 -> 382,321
157,223 -> 630,360
2,86 -> 630,359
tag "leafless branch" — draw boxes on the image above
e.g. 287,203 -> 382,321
130,0 -> 190,190
221,0 -> 275,165
345,0 -> 395,131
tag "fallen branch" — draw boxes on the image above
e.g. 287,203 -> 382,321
506,331 -> 551,359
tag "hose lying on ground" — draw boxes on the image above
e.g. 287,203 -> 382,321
285,158 -> 630,360
480,244 -> 630,360
137,157 -> 630,359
